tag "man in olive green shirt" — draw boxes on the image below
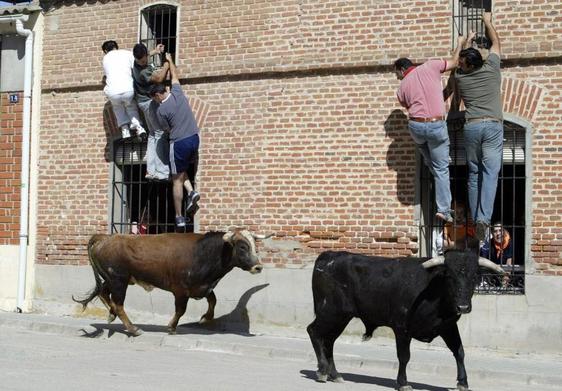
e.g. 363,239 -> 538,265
452,12 -> 502,241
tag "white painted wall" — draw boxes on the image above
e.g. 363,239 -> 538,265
31,264 -> 562,355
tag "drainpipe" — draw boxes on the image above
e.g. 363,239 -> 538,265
0,14 -> 33,312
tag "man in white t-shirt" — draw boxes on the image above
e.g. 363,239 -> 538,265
102,40 -> 146,139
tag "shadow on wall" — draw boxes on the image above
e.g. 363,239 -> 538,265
383,109 -> 416,206
180,283 -> 270,335
102,101 -> 118,163
80,283 -> 270,338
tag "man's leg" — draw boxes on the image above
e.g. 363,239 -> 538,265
139,100 -> 169,180
408,122 -> 434,173
464,122 -> 484,223
108,93 -> 131,138
172,171 -> 187,228
122,91 -> 145,137
427,121 -> 452,222
479,121 -> 503,224
409,121 -> 452,222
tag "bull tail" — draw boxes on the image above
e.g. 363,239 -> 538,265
72,235 -> 107,310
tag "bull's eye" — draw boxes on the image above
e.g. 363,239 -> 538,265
238,243 -> 249,252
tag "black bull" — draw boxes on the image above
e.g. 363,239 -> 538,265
307,249 -> 504,391
73,229 -> 270,336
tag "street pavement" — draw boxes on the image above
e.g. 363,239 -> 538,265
0,310 -> 561,391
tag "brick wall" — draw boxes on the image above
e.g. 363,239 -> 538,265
35,1 -> 562,273
0,92 -> 23,245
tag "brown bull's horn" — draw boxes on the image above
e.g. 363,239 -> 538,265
252,233 -> 273,240
422,256 -> 445,269
478,257 -> 506,274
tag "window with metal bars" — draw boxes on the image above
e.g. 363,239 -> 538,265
452,0 -> 492,49
415,0 -> 526,294
139,4 -> 177,65
109,4 -> 194,235
417,118 -> 527,295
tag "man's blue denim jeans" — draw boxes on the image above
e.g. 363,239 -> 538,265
408,120 -> 452,217
464,120 -> 503,224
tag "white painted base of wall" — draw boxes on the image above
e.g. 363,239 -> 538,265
28,265 -> 562,355
0,246 -> 19,311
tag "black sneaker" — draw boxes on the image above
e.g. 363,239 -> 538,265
175,216 -> 186,228
186,191 -> 200,213
476,221 -> 489,241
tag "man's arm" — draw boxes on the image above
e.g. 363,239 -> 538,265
166,53 -> 180,85
482,12 -> 501,55
147,44 -> 169,83
149,62 -> 170,83
149,43 -> 165,57
444,35 -> 467,71
464,31 -> 476,49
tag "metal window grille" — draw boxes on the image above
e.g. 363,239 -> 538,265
109,4 -> 193,235
452,0 -> 492,49
140,4 -> 177,65
417,118 -> 526,295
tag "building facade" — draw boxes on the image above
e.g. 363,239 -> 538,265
1,0 -> 561,353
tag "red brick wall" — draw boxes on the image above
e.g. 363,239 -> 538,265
0,92 -> 23,245
35,1 -> 562,273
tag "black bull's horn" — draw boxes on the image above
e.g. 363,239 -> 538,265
252,233 -> 274,240
422,256 -> 506,274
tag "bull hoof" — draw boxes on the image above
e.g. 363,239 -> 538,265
199,315 -> 214,324
330,376 -> 344,383
167,327 -> 177,335
457,384 -> 469,391
399,386 -> 413,391
127,327 -> 143,337
107,313 -> 116,324
316,372 -> 328,383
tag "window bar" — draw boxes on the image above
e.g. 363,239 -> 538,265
167,7 -> 171,56
120,141 -> 127,234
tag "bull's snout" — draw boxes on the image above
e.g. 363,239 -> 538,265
249,264 -> 263,274
457,304 -> 471,314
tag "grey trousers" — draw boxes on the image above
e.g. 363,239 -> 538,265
138,99 -> 170,180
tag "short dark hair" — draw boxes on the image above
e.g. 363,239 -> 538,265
459,48 -> 484,69
394,58 -> 413,71
149,84 -> 167,97
133,43 -> 148,60
101,40 -> 118,53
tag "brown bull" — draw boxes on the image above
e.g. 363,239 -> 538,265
73,228 -> 270,336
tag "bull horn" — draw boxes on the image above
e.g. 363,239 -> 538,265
422,256 -> 445,269
252,233 -> 273,240
478,257 -> 506,274
222,231 -> 235,242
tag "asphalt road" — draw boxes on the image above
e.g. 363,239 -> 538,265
1,324 -> 557,391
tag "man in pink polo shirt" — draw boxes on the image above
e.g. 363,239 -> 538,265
394,36 -> 466,224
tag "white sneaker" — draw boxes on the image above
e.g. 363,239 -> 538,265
121,125 -> 131,139
130,122 -> 147,137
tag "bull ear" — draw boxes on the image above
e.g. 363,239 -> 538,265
422,256 -> 445,269
478,257 -> 505,274
222,231 -> 235,242
252,233 -> 273,240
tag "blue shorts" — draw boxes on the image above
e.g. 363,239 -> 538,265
169,134 -> 199,175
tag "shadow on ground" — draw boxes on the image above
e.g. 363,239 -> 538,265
80,284 -> 269,338
300,369 -> 452,391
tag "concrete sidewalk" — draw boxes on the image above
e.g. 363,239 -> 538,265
1,310 -> 560,390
